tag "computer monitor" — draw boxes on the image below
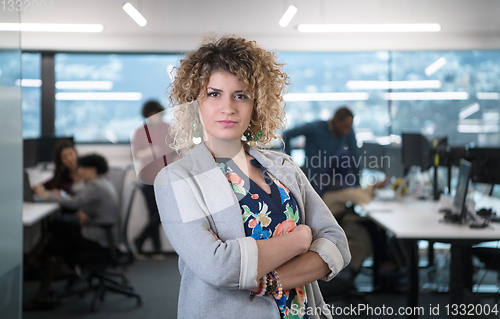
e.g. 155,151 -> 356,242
23,170 -> 34,202
383,145 -> 404,178
360,143 -> 385,171
401,133 -> 432,172
37,136 -> 74,163
23,139 -> 38,168
453,159 -> 472,224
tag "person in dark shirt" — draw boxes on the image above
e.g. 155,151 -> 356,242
33,139 -> 83,198
283,107 -> 360,194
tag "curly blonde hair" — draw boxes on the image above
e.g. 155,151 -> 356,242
168,36 -> 290,154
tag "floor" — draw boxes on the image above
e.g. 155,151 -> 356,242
23,252 -> 499,319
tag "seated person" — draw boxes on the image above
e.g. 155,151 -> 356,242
26,154 -> 120,310
317,152 -> 395,297
33,140 -> 84,206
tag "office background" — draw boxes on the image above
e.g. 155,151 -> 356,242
1,1 -> 500,318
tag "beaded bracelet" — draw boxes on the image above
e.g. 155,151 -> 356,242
249,276 -> 267,301
270,270 -> 283,300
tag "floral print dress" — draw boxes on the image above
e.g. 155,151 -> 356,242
216,157 -> 309,319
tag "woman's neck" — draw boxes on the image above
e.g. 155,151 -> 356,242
206,139 -> 250,176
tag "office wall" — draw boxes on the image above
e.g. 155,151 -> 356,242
0,10 -> 23,319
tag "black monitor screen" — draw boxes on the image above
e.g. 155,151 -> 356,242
401,133 -> 431,171
23,139 -> 38,168
453,159 -> 472,223
37,136 -> 74,163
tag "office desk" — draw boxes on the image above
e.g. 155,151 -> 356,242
23,202 -> 59,226
361,196 -> 500,318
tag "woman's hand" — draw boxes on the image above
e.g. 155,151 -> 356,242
75,210 -> 89,225
292,224 -> 313,255
33,184 -> 49,199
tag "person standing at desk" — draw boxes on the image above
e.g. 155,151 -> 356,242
131,100 -> 176,258
283,107 -> 360,194
26,154 -> 120,310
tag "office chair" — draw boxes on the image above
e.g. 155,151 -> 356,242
68,170 -> 142,311
472,245 -> 500,304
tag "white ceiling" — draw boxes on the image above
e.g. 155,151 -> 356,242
15,0 -> 500,52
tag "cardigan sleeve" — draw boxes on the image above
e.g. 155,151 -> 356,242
289,156 -> 351,281
154,166 -> 259,290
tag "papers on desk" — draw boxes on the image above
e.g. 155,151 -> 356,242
374,189 -> 396,201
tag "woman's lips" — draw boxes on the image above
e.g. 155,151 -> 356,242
218,120 -> 237,128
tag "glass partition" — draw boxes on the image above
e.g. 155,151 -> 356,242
0,10 -> 23,319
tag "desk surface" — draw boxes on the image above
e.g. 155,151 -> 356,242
361,195 -> 500,242
23,202 -> 59,226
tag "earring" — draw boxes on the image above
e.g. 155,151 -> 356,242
244,130 -> 263,147
192,123 -> 202,144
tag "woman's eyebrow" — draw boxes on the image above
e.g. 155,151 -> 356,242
207,87 -> 222,92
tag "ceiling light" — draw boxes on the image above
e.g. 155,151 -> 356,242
346,80 -> 441,90
459,103 -> 480,120
55,92 -> 142,101
476,92 -> 500,100
279,5 -> 298,28
0,23 -> 103,32
56,81 -> 113,90
123,3 -> 147,27
384,92 -> 468,101
457,124 -> 499,133
284,92 -> 369,101
297,23 -> 441,33
15,79 -> 42,87
425,57 -> 447,76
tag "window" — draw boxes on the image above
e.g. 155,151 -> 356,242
280,51 -> 390,141
391,51 -> 500,146
54,53 -> 183,143
21,53 -> 42,138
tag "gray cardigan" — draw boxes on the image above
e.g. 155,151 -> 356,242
154,143 -> 351,319
47,176 -> 120,248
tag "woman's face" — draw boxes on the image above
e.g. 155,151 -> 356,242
198,71 -> 254,142
60,147 -> 78,170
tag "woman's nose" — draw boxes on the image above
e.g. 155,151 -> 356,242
220,97 -> 236,114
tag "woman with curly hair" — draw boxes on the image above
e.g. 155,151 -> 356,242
154,36 -> 350,319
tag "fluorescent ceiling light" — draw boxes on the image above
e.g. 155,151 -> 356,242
476,92 -> 500,100
384,92 -> 468,101
346,80 -> 441,90
284,92 -> 369,101
425,57 -> 447,76
55,92 -> 142,101
56,81 -> 113,90
459,103 -> 480,120
279,5 -> 298,28
0,23 -> 103,32
123,3 -> 147,27
457,124 -> 499,133
297,23 -> 441,33
15,79 -> 42,87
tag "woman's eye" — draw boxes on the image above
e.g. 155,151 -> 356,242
207,91 -> 220,97
235,94 -> 249,100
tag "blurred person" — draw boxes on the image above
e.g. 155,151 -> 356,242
154,36 -> 350,318
25,154 -> 120,310
130,100 -> 176,258
283,107 -> 360,193
33,139 -> 84,200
